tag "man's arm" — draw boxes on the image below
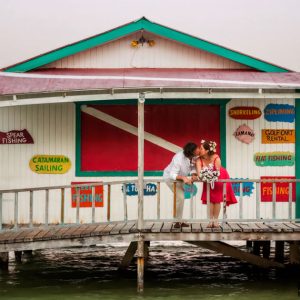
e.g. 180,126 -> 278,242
169,156 -> 192,184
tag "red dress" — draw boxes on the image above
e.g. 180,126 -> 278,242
201,158 -> 237,206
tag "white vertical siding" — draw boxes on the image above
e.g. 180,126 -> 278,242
226,98 -> 295,220
43,32 -> 250,70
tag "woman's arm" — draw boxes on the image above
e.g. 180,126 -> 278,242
195,158 -> 202,177
214,156 -> 221,171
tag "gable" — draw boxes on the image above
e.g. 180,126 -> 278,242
41,31 -> 251,70
3,17 -> 288,73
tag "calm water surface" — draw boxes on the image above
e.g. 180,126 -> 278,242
0,242 -> 299,300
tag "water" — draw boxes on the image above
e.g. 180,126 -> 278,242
0,242 -> 299,300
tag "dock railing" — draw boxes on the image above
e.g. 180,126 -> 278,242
0,178 -> 298,231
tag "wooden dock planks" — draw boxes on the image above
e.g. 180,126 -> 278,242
0,221 -> 300,249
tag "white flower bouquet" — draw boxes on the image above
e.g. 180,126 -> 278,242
199,167 -> 220,189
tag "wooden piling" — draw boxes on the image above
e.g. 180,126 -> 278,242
275,241 -> 285,263
14,251 -> 22,263
262,241 -> 271,259
253,241 -> 261,256
137,238 -> 145,293
0,252 -> 9,270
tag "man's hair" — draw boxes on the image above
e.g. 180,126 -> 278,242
183,142 -> 197,158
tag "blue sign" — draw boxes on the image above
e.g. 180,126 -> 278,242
264,103 -> 295,123
123,183 -> 157,196
231,179 -> 254,197
184,183 -> 198,199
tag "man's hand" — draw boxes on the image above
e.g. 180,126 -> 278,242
183,176 -> 192,185
191,174 -> 199,182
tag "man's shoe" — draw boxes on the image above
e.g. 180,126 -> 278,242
173,222 -> 181,229
181,222 -> 189,227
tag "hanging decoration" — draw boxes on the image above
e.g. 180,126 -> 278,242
233,124 -> 255,144
254,152 -> 295,167
261,129 -> 295,144
228,106 -> 261,120
264,103 -> 295,123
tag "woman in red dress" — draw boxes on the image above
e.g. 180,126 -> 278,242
196,140 -> 237,228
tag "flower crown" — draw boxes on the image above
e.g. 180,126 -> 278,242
201,139 -> 217,153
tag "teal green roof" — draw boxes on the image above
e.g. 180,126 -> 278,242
3,17 -> 289,73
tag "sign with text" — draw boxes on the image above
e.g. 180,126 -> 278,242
260,176 -> 296,202
261,129 -> 295,144
184,183 -> 198,199
29,155 -> 71,174
123,183 -> 157,196
229,106 -> 262,120
264,104 -> 295,123
233,124 -> 255,144
0,129 -> 33,144
71,182 -> 103,207
254,152 -> 295,167
231,179 -> 254,197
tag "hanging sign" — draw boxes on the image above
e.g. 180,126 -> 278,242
229,106 -> 262,120
29,155 -> 71,174
254,152 -> 295,167
261,129 -> 295,144
264,104 -> 295,123
0,129 -> 33,144
123,183 -> 157,196
231,179 -> 254,197
260,176 -> 296,202
233,124 -> 255,144
184,183 -> 198,199
71,182 -> 103,207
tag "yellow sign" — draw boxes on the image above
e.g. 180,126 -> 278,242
29,155 -> 71,174
261,129 -> 295,144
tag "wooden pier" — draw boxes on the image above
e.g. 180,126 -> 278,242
1,179 -> 300,292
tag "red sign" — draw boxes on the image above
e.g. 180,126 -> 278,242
0,129 -> 33,144
229,107 -> 262,120
260,176 -> 296,202
71,182 -> 103,207
80,104 -> 220,172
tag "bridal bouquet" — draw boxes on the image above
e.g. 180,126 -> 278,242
199,167 -> 220,189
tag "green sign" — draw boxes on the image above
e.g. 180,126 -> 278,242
254,152 -> 295,167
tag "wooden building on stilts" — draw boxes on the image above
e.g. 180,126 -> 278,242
1,17 -> 300,291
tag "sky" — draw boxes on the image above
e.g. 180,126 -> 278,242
0,0 -> 299,71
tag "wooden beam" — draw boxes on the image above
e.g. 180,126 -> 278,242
187,241 -> 284,268
119,242 -> 137,270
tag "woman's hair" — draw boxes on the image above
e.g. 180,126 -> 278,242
183,142 -> 197,158
201,140 -> 217,156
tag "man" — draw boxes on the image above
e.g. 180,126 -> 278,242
163,142 -> 200,228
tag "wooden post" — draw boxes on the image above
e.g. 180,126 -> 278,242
61,188 -> 65,225
275,241 -> 285,263
14,251 -> 22,263
262,241 -> 271,259
137,93 -> 145,230
173,182 -> 177,219
0,252 -> 9,270
246,241 -> 253,252
253,241 -> 261,256
107,184 -> 111,222
137,237 -> 145,293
